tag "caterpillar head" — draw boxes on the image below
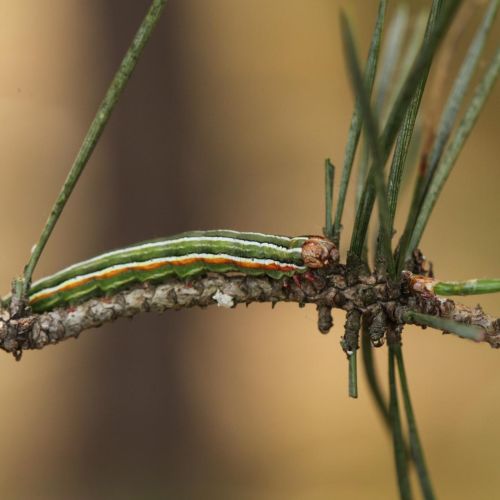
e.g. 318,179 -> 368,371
301,236 -> 339,269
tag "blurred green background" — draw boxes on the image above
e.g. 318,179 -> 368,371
0,1 -> 498,499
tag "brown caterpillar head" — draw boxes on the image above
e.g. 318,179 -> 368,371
301,236 -> 339,269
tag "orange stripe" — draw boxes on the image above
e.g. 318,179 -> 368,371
31,256 -> 297,304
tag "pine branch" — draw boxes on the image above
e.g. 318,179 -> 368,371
1,268 -> 499,356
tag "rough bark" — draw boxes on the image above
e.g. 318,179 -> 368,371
0,266 -> 498,359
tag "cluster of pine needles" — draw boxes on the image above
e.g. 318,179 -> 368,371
323,1 -> 499,498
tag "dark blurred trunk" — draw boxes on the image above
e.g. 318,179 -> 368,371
75,1 -> 206,490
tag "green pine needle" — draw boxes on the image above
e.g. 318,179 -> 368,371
340,12 -> 394,274
374,5 -> 409,115
349,0 -> 462,270
403,310 -> 485,342
332,0 -> 386,247
394,345 -> 436,500
398,0 -> 499,271
389,346 -> 412,499
434,278 -> 500,296
323,159 -> 335,239
382,10 -> 428,126
422,0 -> 498,199
379,0 -> 461,161
361,327 -> 390,427
348,350 -> 358,399
20,0 -> 168,299
403,46 -> 500,262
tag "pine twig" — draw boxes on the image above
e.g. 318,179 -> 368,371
1,270 -> 499,356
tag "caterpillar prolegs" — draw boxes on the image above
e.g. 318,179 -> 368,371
18,230 -> 339,313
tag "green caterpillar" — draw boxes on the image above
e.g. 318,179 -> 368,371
12,230 -> 338,313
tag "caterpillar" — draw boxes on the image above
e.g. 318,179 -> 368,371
16,230 -> 338,313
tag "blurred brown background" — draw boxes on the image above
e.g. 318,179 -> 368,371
0,1 -> 498,499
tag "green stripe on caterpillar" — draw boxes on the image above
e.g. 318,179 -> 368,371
9,230 -> 339,313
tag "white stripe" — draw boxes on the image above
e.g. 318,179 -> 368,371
31,235 -> 306,289
218,230 -> 298,240
30,252 -> 306,302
